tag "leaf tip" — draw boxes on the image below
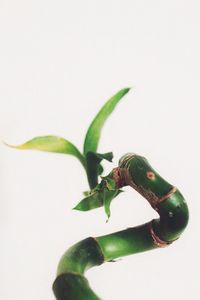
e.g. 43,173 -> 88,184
106,216 -> 110,223
2,141 -> 21,149
72,203 -> 82,211
121,87 -> 132,95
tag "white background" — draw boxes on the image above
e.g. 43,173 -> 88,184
1,1 -> 200,299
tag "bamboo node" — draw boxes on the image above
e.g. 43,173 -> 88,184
149,221 -> 171,248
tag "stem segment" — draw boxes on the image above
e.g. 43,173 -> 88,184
53,153 -> 189,300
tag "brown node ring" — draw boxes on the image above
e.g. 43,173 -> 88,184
148,221 -> 171,248
112,167 -> 125,188
158,186 -> 177,204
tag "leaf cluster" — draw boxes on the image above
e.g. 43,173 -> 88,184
8,88 -> 130,218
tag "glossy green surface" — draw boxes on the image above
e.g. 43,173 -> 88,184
154,190 -> 189,241
53,273 -> 101,300
120,154 -> 189,241
96,222 -> 157,261
120,153 -> 172,197
55,238 -> 104,300
57,238 -> 104,276
54,153 -> 189,299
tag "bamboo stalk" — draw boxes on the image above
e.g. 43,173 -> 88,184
53,153 -> 189,300
53,238 -> 104,300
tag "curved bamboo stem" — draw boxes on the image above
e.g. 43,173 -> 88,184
53,153 -> 189,300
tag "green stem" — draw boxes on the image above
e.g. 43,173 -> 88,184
53,153 -> 189,300
53,238 -> 103,300
85,154 -> 99,189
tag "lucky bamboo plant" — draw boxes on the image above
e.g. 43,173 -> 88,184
9,88 -> 189,300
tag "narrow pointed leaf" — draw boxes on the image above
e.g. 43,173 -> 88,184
83,87 -> 131,155
98,164 -> 104,175
73,192 -> 103,211
101,175 -> 116,190
7,135 -> 86,168
90,152 -> 113,162
103,189 -> 123,221
86,151 -> 113,189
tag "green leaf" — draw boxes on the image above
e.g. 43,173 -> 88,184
97,164 -> 104,175
6,135 -> 86,169
86,151 -> 113,189
74,177 -> 123,220
103,189 -> 123,221
89,152 -> 113,162
83,87 -> 131,155
73,192 -> 103,211
101,175 -> 116,190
